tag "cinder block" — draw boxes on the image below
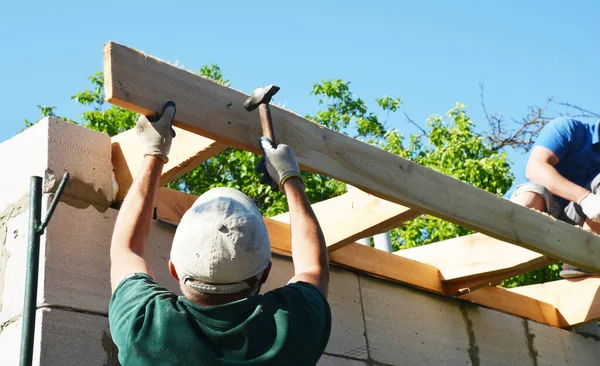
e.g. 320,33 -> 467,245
37,307 -> 118,365
323,267 -> 366,359
0,117 -> 112,214
317,354 -> 368,365
359,275 -> 471,365
528,319 -> 600,365
0,210 -> 30,324
464,303 -> 534,366
0,316 -> 22,365
41,201 -> 179,314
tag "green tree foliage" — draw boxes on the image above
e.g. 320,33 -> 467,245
26,66 -> 561,286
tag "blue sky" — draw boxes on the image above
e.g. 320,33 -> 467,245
1,1 -> 599,176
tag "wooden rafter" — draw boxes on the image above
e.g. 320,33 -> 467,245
508,276 -> 600,327
396,233 -> 556,295
104,41 -> 600,273
111,126 -> 225,200
461,286 -> 561,327
271,188 -> 420,252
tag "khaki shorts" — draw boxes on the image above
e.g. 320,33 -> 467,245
510,173 -> 600,226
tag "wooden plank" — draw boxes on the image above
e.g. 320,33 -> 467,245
508,276 -> 600,327
461,286 -> 561,327
271,188 -> 419,252
104,41 -> 600,273
111,126 -> 226,201
396,233 -> 556,295
330,243 -> 444,293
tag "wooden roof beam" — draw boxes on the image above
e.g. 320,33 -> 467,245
271,188 -> 420,252
104,41 -> 600,273
396,233 -> 556,295
111,127 -> 225,201
508,276 -> 600,327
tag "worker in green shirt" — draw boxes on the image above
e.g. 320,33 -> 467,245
108,101 -> 331,365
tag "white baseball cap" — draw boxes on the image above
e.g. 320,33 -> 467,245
170,187 -> 271,294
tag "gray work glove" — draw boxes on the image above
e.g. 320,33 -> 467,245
136,101 -> 177,163
578,192 -> 600,223
256,137 -> 303,191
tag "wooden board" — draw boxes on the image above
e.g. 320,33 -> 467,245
509,276 -> 600,327
111,126 -> 225,201
396,233 -> 556,295
330,243 -> 444,293
271,188 -> 419,252
461,286 -> 561,327
104,41 -> 600,273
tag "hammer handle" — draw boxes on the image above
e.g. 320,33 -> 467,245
258,104 -> 276,143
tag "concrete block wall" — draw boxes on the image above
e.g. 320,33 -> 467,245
2,118 -> 600,365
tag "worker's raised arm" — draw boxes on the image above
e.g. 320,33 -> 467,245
110,102 -> 176,292
256,137 -> 329,298
525,145 -> 590,204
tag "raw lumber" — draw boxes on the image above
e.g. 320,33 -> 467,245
111,126 -> 225,201
508,276 -> 600,327
271,188 -> 419,252
329,243 -> 444,293
104,41 -> 600,273
461,286 -> 561,327
396,233 -> 556,295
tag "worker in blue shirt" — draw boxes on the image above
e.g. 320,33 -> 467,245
506,117 -> 600,278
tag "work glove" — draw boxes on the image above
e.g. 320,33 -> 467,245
136,101 -> 177,163
256,137 -> 303,191
578,192 -> 600,223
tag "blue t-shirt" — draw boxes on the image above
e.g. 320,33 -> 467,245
506,117 -> 600,203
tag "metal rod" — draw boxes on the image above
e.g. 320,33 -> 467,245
20,176 -> 42,366
37,172 -> 70,233
20,172 -> 69,366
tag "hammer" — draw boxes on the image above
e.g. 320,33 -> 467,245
244,85 -> 280,143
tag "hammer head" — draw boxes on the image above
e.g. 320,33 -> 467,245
244,85 -> 280,111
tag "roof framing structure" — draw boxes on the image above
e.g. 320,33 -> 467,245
104,41 -> 600,329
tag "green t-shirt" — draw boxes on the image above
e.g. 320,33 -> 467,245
109,274 -> 331,365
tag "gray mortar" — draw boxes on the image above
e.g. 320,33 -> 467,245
0,314 -> 21,335
44,168 -> 110,212
0,195 -> 29,314
101,330 -> 120,366
459,304 -> 480,366
523,319 -> 539,366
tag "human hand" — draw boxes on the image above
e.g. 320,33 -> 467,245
578,192 -> 600,223
136,101 -> 176,163
256,137 -> 302,191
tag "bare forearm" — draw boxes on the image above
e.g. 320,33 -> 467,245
283,178 -> 328,275
111,156 -> 164,258
527,162 -> 589,203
